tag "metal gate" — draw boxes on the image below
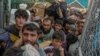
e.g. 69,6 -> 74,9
79,0 -> 100,56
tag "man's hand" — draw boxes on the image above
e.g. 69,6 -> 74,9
59,46 -> 64,52
59,46 -> 64,56
12,38 -> 23,48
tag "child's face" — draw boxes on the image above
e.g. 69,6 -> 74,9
52,39 -> 62,49
54,24 -> 62,31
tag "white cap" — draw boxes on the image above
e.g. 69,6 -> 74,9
26,22 -> 40,28
19,3 -> 27,10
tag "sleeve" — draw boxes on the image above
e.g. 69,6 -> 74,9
3,47 -> 23,56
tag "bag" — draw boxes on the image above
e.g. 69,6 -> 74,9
22,44 -> 40,56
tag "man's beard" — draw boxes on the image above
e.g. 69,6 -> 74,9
23,41 -> 35,46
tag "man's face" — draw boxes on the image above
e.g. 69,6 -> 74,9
15,16 -> 26,28
22,30 -> 38,45
52,39 -> 62,49
42,20 -> 52,31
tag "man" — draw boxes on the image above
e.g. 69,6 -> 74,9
39,18 -> 54,43
6,9 -> 29,38
9,3 -> 31,25
66,33 -> 79,56
3,23 -> 45,56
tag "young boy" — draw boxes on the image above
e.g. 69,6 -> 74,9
54,19 -> 63,31
44,31 -> 65,56
54,19 -> 66,43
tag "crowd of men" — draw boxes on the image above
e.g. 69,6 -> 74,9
0,0 -> 86,56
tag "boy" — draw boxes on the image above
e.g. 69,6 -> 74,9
44,31 -> 65,56
54,19 -> 63,31
54,19 -> 66,43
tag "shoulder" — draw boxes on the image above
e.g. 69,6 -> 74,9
3,47 -> 23,56
5,25 -> 15,31
5,25 -> 17,33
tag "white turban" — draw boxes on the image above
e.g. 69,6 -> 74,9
19,3 -> 27,10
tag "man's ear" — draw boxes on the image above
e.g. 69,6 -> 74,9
12,38 -> 23,48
